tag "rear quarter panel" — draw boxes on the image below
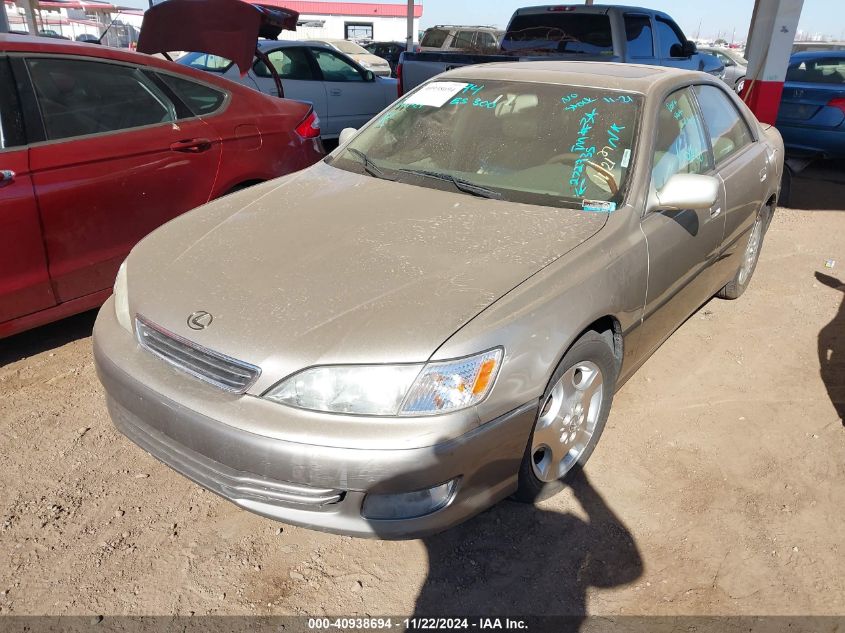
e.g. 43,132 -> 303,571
203,85 -> 323,196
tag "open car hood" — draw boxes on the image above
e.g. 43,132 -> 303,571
137,0 -> 298,74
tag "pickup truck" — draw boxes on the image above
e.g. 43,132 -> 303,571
398,5 -> 723,95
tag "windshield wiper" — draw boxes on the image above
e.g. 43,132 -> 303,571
346,148 -> 394,181
398,168 -> 502,200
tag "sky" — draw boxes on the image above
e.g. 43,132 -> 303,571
114,0 -> 845,42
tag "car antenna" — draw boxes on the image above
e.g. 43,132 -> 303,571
97,13 -> 122,44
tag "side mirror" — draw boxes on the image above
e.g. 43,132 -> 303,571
364,70 -> 376,82
651,174 -> 719,211
682,40 -> 697,57
339,127 -> 357,146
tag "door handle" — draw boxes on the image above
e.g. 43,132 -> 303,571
329,88 -> 342,96
710,206 -> 722,218
169,138 -> 212,153
0,169 -> 15,185
759,168 -> 767,182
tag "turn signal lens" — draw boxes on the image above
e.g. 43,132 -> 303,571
399,349 -> 503,415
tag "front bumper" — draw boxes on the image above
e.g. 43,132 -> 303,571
93,299 -> 537,538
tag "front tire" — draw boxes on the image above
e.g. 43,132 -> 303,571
717,204 -> 769,300
513,331 -> 617,503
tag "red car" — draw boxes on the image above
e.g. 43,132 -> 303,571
0,34 -> 323,339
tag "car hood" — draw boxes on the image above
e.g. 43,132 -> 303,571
355,53 -> 391,67
128,162 -> 606,389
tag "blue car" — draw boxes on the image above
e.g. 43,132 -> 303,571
777,51 -> 845,158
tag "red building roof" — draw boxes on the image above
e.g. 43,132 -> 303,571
256,1 -> 421,18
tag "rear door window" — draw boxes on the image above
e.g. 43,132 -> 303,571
476,32 -> 497,49
257,47 -> 316,80
26,57 -> 176,141
180,53 -> 234,73
156,73 -> 226,117
693,84 -> 754,163
421,29 -> 448,48
624,14 -> 654,59
452,30 -> 475,49
502,13 -> 613,55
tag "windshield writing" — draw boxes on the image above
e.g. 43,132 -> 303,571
331,80 -> 642,209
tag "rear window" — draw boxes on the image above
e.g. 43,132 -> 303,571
421,29 -> 448,48
786,57 -> 845,84
157,73 -> 226,116
502,13 -> 613,54
179,52 -> 234,73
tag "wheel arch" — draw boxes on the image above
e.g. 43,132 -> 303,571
542,314 -> 625,397
569,315 -> 624,375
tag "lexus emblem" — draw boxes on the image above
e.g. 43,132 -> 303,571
187,311 -> 213,330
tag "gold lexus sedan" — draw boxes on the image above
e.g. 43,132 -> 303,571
94,61 -> 784,538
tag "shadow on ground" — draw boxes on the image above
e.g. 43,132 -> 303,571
785,159 -> 845,211
815,272 -> 845,426
0,309 -> 97,367
372,465 -> 642,631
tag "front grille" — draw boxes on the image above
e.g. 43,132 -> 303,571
136,316 -> 260,393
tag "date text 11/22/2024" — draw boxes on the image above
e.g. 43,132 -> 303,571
307,617 -> 529,630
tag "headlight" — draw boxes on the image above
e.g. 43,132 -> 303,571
263,349 -> 502,416
113,260 -> 131,333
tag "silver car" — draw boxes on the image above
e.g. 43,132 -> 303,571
94,62 -> 783,538
699,46 -> 748,93
178,40 -> 398,139
307,39 -> 392,77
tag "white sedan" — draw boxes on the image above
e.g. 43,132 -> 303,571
179,41 -> 398,139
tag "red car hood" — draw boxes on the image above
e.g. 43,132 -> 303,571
137,0 -> 298,74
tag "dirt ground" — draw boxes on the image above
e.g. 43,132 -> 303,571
1,168 -> 843,620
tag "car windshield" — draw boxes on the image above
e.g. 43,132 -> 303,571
179,52 -> 234,73
329,40 -> 369,55
331,79 -> 642,209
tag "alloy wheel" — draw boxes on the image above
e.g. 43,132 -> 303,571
531,361 -> 604,482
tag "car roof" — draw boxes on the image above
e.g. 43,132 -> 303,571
0,33 -> 266,96
514,4 -> 666,16
790,50 -> 845,60
256,39 -> 332,51
441,60 -> 704,93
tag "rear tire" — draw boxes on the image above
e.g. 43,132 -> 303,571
717,204 -> 769,300
513,331 -> 617,503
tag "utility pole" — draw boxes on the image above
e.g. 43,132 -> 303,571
585,0 -> 594,4
17,0 -> 39,34
405,0 -> 414,49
